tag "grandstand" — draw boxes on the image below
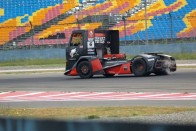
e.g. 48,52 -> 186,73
0,0 -> 195,47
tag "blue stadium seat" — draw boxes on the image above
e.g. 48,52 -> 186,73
0,0 -> 196,45
125,0 -> 196,41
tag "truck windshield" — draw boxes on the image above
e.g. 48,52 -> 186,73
70,33 -> 82,46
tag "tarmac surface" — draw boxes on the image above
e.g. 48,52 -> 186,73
0,61 -> 196,125
0,68 -> 196,108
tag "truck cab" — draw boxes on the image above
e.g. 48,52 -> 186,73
66,30 -> 126,71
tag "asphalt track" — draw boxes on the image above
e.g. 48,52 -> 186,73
0,68 -> 196,107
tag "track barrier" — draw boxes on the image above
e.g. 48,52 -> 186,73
0,117 -> 196,131
0,43 -> 196,62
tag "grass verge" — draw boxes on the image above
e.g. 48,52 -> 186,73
168,53 -> 196,60
0,53 -> 195,67
0,59 -> 65,67
0,106 -> 196,120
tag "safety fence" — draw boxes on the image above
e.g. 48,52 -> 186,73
1,0 -> 196,48
0,43 -> 196,62
0,15 -> 195,47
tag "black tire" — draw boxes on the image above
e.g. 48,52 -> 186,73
77,61 -> 93,79
103,74 -> 115,77
132,58 -> 148,76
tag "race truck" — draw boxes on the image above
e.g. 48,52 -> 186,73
64,30 -> 176,78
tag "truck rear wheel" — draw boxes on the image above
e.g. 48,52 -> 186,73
132,58 -> 147,76
77,61 -> 93,79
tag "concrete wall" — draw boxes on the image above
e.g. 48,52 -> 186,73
0,48 -> 66,62
0,43 -> 195,62
120,43 -> 196,55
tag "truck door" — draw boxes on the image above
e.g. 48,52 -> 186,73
66,31 -> 85,70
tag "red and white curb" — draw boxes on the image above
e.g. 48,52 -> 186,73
0,92 -> 196,102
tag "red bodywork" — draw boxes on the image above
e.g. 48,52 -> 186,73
91,58 -> 103,72
103,54 -> 126,59
67,58 -> 103,76
66,58 -> 131,76
104,62 -> 131,75
68,68 -> 78,76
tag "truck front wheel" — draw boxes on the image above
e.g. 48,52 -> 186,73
77,61 -> 93,79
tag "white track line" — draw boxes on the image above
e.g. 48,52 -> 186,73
0,91 -> 12,95
5,92 -> 44,98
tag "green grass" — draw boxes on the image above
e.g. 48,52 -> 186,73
0,106 -> 195,120
0,53 -> 196,67
0,58 -> 65,66
168,53 -> 196,60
